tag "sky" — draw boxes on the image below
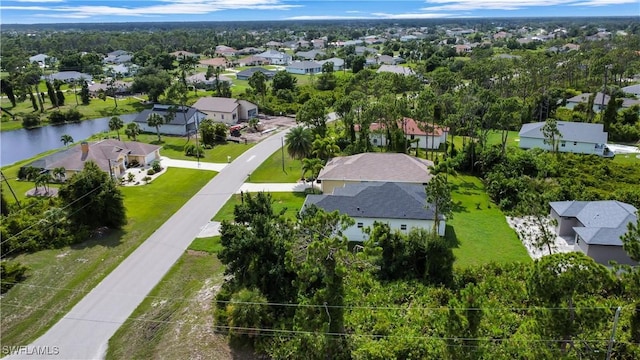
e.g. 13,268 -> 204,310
1,0 -> 639,24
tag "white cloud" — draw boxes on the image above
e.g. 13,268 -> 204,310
371,12 -> 454,19
421,0 -> 637,11
13,0 -> 65,3
285,15 -> 371,20
345,10 -> 361,13
4,0 -> 300,19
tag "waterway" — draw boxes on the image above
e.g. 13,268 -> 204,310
1,114 -> 138,166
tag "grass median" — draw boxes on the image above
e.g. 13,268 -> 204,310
0,168 -> 216,348
249,148 -> 302,183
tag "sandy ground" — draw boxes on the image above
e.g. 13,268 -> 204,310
506,216 -> 576,260
607,143 -> 640,154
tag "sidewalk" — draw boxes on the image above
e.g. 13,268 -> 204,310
160,156 -> 228,171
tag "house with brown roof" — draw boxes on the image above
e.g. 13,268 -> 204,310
25,140 -> 161,179
237,55 -> 270,67
199,57 -> 229,68
317,153 -> 434,195
192,97 -> 258,125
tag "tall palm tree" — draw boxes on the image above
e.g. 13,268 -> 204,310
301,157 -> 324,181
147,113 -> 165,143
109,116 -> 124,141
125,122 -> 140,141
285,126 -> 313,160
60,134 -> 74,148
52,167 -> 66,182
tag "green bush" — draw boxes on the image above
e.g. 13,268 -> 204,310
1,261 -> 29,294
48,111 -> 66,124
184,143 -> 204,157
65,109 -> 82,123
146,169 -> 156,175
21,113 -> 41,128
152,160 -> 162,172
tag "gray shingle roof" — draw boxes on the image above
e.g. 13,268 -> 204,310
318,153 -> 433,184
236,67 -> 276,79
287,61 -> 321,70
519,121 -> 608,144
550,200 -> 638,245
192,97 -> 241,113
133,105 -> 202,126
304,182 -> 441,221
622,84 -> 640,96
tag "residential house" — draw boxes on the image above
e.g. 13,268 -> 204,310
237,55 -> 270,67
25,140 -> 161,179
199,57 -> 229,68
317,152 -> 433,195
255,49 -> 292,65
286,61 -> 322,75
295,49 -> 325,60
265,41 -> 283,48
215,45 -> 238,57
376,65 -> 415,76
237,47 -> 262,55
105,64 -> 138,77
563,43 -> 581,51
133,105 -> 206,136
550,201 -> 638,265
103,50 -> 132,64
192,97 -> 258,125
44,71 -> 93,83
303,182 -> 445,241
493,31 -> 511,40
566,92 -> 640,112
454,44 -> 472,54
311,39 -> 325,48
186,73 -> 232,89
363,117 -> 448,150
29,53 -> 55,68
518,121 -> 613,157
236,67 -> 276,81
169,51 -> 199,59
88,81 -> 132,97
400,35 -> 418,42
318,58 -> 345,71
355,46 -> 378,56
622,84 -> 640,97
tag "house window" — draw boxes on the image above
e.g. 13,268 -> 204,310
410,135 -> 415,140
573,142 -> 577,146
221,114 -> 225,120
373,138 -> 378,144
561,141 -> 566,147
357,222 -> 363,228
400,224 -> 407,231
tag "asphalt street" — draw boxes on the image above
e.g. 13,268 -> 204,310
7,130 -> 289,360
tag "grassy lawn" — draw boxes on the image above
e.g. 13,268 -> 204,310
1,93 -> 150,132
106,239 -> 236,360
213,192 -> 306,222
189,236 -> 223,254
250,147 -> 302,183
1,148 -> 65,204
446,175 -> 530,267
0,168 -> 216,348
137,133 -> 254,163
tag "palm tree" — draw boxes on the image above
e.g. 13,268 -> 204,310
109,116 -> 124,141
311,135 -> 340,161
285,126 -> 313,160
125,122 -> 141,141
52,167 -> 66,182
147,113 -> 165,143
60,134 -> 74,148
301,157 -> 324,182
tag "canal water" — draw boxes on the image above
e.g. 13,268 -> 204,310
1,114 -> 138,166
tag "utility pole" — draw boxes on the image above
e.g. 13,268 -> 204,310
281,136 -> 285,172
606,306 -> 621,360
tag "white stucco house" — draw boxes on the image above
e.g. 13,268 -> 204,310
303,182 -> 446,241
255,49 -> 292,65
286,61 -> 322,75
550,200 -> 637,265
192,97 -> 258,125
318,58 -> 345,71
317,153 -> 433,195
362,117 -> 448,150
132,104 -> 206,136
518,121 -> 614,157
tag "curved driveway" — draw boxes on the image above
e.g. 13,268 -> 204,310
9,130 -> 289,360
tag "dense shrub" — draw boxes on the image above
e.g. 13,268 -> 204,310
0,261 -> 28,294
146,169 -> 155,175
21,113 -> 41,128
48,111 -> 66,124
151,160 -> 162,172
184,143 -> 204,157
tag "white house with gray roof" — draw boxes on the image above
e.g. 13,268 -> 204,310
304,182 -> 445,241
133,104 -> 206,136
286,61 -> 322,75
622,84 -> 640,97
256,49 -> 291,65
518,121 -> 613,157
550,201 -> 637,265
318,58 -> 344,71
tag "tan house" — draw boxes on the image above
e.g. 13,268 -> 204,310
317,153 -> 434,195
25,140 -> 161,179
192,97 -> 258,125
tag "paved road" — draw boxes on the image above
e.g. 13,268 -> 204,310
8,131 -> 289,360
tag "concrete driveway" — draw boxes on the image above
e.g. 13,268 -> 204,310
160,156 -> 227,171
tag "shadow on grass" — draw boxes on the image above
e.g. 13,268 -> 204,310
70,228 -> 125,250
444,224 -> 460,249
229,337 -> 258,360
160,143 -> 184,152
452,200 -> 468,213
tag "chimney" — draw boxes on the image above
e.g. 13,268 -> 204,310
81,142 -> 89,155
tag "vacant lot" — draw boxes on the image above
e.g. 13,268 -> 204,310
0,168 -> 216,348
213,191 -> 306,222
250,148 -> 302,183
446,175 -> 530,267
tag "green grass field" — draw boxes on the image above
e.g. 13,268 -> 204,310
188,236 -> 223,254
446,175 -> 530,267
250,147 -> 302,183
0,168 -> 216,348
213,191 -> 306,222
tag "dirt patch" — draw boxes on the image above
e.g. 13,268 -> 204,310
186,249 -> 208,257
235,115 -> 297,143
506,216 -> 576,259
